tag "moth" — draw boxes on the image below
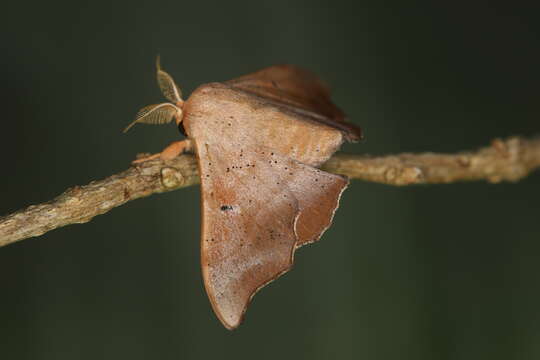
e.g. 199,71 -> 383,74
125,57 -> 362,330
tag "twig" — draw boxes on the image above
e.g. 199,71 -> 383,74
322,136 -> 540,185
1,136 -> 539,247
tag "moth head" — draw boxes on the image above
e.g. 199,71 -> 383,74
123,55 -> 185,133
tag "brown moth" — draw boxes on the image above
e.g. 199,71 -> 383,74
125,57 -> 362,330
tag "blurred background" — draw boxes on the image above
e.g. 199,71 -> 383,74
1,1 -> 539,359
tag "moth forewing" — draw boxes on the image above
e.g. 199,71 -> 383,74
183,78 -> 355,329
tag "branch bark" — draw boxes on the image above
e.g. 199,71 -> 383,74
1,136 -> 539,248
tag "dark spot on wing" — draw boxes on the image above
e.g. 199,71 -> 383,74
220,205 -> 233,211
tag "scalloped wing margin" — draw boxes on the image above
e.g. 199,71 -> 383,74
199,144 -> 348,329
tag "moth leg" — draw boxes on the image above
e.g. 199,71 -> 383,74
132,139 -> 192,164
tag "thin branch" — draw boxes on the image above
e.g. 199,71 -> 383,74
322,136 -> 540,185
1,136 -> 539,247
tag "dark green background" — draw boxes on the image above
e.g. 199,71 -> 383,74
1,2 -> 539,359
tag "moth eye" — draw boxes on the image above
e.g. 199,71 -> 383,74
178,122 -> 187,136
